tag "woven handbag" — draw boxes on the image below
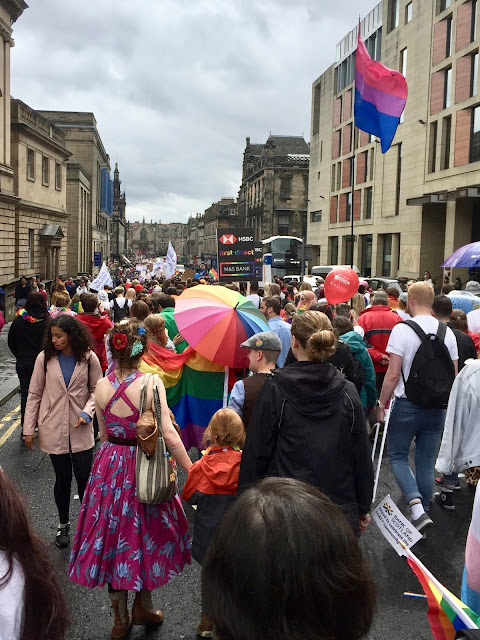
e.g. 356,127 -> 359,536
136,373 -> 178,504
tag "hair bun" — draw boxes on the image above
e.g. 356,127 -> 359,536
307,329 -> 336,363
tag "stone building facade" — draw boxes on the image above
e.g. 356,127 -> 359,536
203,197 -> 237,264
129,220 -> 188,260
186,213 -> 205,264
0,0 -> 28,288
238,135 -> 309,242
38,111 -> 113,275
308,0 -> 480,282
10,99 -> 70,280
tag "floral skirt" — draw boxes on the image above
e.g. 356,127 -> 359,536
69,441 -> 191,591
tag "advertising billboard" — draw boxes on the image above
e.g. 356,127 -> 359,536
217,228 -> 263,282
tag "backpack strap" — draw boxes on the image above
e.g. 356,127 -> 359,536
436,321 -> 447,342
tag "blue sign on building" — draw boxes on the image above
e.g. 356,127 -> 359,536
94,251 -> 102,267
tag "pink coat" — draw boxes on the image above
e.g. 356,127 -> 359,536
23,350 -> 102,454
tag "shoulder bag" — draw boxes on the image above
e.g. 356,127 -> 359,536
136,373 -> 178,504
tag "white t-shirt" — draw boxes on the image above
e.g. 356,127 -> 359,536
0,552 -> 24,640
109,297 -> 132,310
246,293 -> 261,308
467,308 -> 480,333
386,315 -> 458,398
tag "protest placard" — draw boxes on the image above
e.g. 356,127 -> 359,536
371,494 -> 423,556
89,262 -> 113,291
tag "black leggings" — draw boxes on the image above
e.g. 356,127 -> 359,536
49,448 -> 93,524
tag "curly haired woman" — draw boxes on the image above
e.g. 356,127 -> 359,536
23,315 -> 103,548
69,321 -> 193,640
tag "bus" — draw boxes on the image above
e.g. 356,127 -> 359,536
261,235 -> 303,279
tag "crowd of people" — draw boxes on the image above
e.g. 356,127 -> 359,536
1,265 -> 480,639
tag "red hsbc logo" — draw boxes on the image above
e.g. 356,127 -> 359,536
219,234 -> 237,245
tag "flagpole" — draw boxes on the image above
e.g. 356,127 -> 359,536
350,133 -> 355,270
401,543 -> 479,630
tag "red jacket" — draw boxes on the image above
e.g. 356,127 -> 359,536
358,305 -> 401,372
76,313 -> 113,371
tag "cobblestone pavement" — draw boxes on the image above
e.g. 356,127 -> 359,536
0,322 -> 16,385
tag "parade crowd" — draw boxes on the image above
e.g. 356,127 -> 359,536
2,265 -> 480,640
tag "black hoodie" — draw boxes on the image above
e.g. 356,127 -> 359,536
237,361 -> 373,531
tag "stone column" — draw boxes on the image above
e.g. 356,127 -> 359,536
55,247 -> 60,277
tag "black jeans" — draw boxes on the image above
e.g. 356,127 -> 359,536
49,448 -> 93,524
16,360 -> 35,426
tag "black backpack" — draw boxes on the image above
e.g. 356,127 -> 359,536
113,298 -> 129,323
401,320 -> 455,409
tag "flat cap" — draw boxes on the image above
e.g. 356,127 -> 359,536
240,331 -> 282,351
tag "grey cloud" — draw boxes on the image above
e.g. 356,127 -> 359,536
11,0 -> 376,223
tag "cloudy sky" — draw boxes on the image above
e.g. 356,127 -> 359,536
11,0 -> 377,224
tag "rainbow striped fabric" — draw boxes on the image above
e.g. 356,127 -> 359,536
408,556 -> 480,639
354,27 -> 407,153
139,341 -> 226,451
208,268 -> 218,280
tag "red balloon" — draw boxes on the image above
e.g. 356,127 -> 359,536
324,268 -> 359,305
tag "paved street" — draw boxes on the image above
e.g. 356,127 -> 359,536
0,390 -> 474,640
0,322 -> 16,385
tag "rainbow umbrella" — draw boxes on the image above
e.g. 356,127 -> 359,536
174,285 -> 270,368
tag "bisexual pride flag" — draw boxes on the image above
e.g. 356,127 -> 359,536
354,28 -> 407,153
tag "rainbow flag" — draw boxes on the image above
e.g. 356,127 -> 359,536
354,24 -> 407,153
209,268 -> 218,280
407,553 -> 480,639
139,341 -> 227,451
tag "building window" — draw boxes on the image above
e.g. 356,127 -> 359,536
444,67 -> 452,109
336,53 -> 355,93
331,165 -> 336,191
277,214 -> 290,236
446,16 -> 452,58
369,147 -> 375,180
429,121 -> 438,172
27,148 -> 35,180
345,235 -> 354,266
400,47 -> 408,77
330,236 -> 339,264
472,0 -> 477,41
55,162 -> 62,190
438,0 -> 451,13
313,84 -> 321,136
470,105 -> 480,162
395,143 -> 402,215
361,234 -> 373,277
336,162 -> 342,190
382,234 -> 393,277
28,229 -> 34,268
405,2 -> 413,23
471,52 -> 479,97
364,186 -> 373,219
346,192 -> 352,221
388,0 -> 400,31
441,115 -> 452,169
311,211 -> 322,222
364,151 -> 369,182
279,177 -> 292,200
42,156 -> 49,185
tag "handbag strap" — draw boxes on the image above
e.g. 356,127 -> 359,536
151,374 -> 164,438
139,373 -> 151,416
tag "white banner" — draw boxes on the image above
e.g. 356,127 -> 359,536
90,262 -> 113,291
165,241 -> 177,279
371,494 -> 423,556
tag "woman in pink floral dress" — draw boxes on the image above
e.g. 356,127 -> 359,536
69,321 -> 193,640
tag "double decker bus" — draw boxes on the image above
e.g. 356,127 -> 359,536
262,235 -> 303,279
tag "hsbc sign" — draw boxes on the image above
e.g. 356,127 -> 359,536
219,234 -> 237,245
216,227 -> 262,282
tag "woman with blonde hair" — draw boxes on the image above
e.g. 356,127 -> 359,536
238,310 -> 373,535
125,287 -> 136,303
352,292 -> 366,318
144,313 -> 176,352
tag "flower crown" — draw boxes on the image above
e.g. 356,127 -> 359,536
112,326 -> 145,357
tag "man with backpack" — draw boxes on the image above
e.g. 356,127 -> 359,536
378,282 -> 458,532
110,286 -> 132,322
